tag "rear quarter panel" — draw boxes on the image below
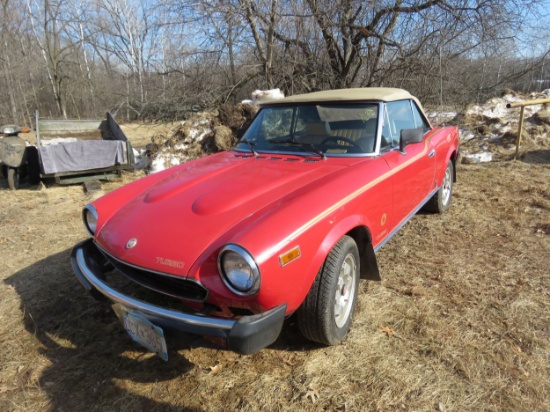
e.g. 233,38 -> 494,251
430,126 -> 460,185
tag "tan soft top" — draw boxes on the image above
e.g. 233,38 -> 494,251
263,87 -> 422,108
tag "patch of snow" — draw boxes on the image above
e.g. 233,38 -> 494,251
467,102 -> 509,119
189,118 -> 210,127
150,156 -> 168,174
197,128 -> 212,142
464,152 -> 493,163
243,89 -> 285,105
174,143 -> 189,151
134,148 -> 151,170
494,124 -> 512,135
427,112 -> 457,119
188,127 -> 211,142
460,130 -> 476,142
149,149 -> 190,173
252,88 -> 285,102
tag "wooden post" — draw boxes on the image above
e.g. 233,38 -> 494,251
514,106 -> 525,160
506,98 -> 550,160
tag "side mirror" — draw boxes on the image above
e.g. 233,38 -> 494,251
399,128 -> 424,153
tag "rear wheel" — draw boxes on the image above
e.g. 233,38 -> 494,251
425,161 -> 453,213
7,167 -> 20,190
297,235 -> 360,345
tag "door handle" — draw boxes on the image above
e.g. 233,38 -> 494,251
428,149 -> 436,158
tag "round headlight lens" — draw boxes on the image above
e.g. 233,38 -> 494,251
218,245 -> 260,296
83,205 -> 98,236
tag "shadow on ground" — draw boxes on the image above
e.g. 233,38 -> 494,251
521,149 -> 550,165
5,249 -> 202,411
4,248 -> 316,410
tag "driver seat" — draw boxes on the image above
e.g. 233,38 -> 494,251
299,121 -> 331,144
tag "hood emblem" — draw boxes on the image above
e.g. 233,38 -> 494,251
126,238 -> 138,249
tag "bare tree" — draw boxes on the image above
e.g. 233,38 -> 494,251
67,0 -> 97,113
232,0 -> 549,98
0,0 -> 21,122
26,0 -> 76,118
1,0 -> 549,123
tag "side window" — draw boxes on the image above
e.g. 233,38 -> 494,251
380,106 -> 392,150
261,108 -> 293,140
411,102 -> 430,132
386,100 -> 416,147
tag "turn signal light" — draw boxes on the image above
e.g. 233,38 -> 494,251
279,246 -> 301,267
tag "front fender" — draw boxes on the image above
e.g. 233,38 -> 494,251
302,214 -> 379,295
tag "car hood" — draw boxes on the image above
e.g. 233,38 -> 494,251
95,152 -> 351,276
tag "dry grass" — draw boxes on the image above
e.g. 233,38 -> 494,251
0,140 -> 549,411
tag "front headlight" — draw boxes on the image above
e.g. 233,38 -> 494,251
83,204 -> 98,236
218,245 -> 261,296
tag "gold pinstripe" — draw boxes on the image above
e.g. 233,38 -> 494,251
268,137 -> 432,256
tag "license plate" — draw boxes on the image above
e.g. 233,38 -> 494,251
123,311 -> 168,361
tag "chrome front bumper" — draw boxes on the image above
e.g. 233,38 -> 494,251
70,238 -> 286,355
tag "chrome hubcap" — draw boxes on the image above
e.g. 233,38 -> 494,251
334,253 -> 357,328
441,166 -> 452,205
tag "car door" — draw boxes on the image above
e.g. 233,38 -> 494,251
381,100 -> 435,229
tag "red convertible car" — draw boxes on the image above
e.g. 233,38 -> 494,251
71,88 -> 459,358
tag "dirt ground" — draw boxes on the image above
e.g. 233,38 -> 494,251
0,126 -> 549,411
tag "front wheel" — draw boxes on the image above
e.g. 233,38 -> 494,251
7,167 -> 20,190
425,161 -> 454,213
297,235 -> 360,345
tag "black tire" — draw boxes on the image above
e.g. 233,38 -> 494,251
7,167 -> 20,190
424,161 -> 454,213
297,235 -> 360,345
26,146 -> 41,184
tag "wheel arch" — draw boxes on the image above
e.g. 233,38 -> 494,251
451,149 -> 459,182
436,147 -> 459,186
312,216 -> 381,284
346,226 -> 381,281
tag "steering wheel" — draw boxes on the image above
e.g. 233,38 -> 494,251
321,136 -> 363,152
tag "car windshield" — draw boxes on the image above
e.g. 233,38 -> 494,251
236,103 -> 380,156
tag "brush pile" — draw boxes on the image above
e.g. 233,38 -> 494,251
141,88 -> 550,171
142,103 -> 257,173
448,89 -> 550,162
142,89 -> 285,173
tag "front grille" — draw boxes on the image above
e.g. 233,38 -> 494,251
101,251 -> 208,302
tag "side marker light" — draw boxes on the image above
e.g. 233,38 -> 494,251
279,246 -> 301,267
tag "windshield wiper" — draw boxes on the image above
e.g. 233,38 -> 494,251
268,138 -> 326,160
239,138 -> 258,156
